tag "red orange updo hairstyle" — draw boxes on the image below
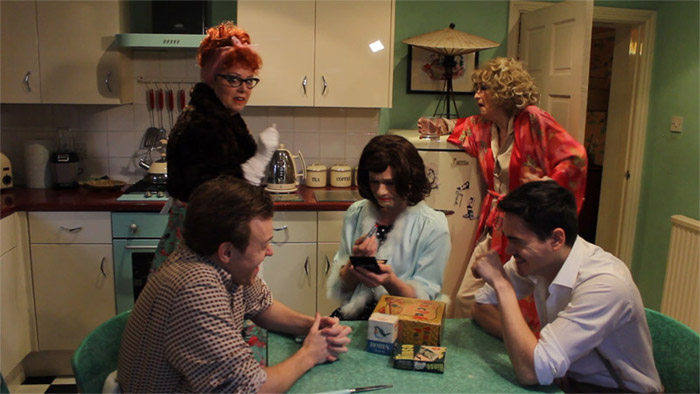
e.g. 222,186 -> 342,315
197,21 -> 262,85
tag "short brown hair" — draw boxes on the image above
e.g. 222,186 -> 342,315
184,176 -> 273,256
357,135 -> 432,206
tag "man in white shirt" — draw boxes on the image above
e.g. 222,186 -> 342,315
472,181 -> 662,392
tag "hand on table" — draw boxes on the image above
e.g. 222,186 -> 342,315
318,316 -> 352,361
417,117 -> 447,136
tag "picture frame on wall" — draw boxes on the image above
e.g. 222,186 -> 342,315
407,46 -> 478,94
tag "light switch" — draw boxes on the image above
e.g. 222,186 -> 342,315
670,116 -> 683,133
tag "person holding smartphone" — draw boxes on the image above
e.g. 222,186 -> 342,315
326,135 -> 451,320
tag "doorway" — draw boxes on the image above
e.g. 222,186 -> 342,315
579,26 -> 616,242
508,1 -> 656,264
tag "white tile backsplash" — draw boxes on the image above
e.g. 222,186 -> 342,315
0,54 -> 380,186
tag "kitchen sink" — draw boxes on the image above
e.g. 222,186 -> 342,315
313,189 -> 362,202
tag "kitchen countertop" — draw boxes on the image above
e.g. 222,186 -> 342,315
0,185 -> 359,219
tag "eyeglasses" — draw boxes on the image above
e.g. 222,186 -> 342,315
216,74 -> 260,89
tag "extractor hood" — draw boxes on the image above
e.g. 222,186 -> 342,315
115,33 -> 204,49
116,0 -> 228,49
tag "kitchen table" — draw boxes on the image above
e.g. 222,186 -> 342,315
268,319 -> 561,393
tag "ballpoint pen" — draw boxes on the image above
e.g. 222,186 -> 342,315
317,384 -> 393,394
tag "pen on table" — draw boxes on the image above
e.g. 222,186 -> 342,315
316,384 -> 393,394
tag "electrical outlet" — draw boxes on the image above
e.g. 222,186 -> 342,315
670,116 -> 683,133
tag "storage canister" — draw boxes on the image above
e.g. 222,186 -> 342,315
305,162 -> 327,188
330,164 -> 352,187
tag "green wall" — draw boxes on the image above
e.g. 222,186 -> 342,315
384,0 -> 700,309
381,0 -> 509,132
628,0 -> 699,309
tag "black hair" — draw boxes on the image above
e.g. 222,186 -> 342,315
184,175 -> 273,256
356,134 -> 432,206
498,180 -> 578,246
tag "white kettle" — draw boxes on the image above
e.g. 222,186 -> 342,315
264,144 -> 306,193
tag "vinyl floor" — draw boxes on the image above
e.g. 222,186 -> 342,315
14,376 -> 76,394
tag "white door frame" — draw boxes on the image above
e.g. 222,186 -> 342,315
508,0 -> 656,265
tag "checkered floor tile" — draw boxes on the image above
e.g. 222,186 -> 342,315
16,376 -> 76,394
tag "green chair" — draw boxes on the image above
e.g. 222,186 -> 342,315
645,308 -> 700,393
71,310 -> 131,394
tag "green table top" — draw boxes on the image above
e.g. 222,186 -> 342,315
268,319 -> 561,393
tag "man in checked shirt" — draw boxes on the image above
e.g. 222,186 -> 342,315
118,176 -> 352,393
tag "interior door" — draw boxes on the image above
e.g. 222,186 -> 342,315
518,0 -> 594,143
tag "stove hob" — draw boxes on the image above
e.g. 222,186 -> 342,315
123,180 -> 166,194
117,180 -> 169,201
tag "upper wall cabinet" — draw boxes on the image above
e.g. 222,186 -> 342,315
1,1 -> 133,104
1,1 -> 42,103
238,0 -> 395,108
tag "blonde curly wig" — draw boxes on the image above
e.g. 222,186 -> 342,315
472,57 -> 539,111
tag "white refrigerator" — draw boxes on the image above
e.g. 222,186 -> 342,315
388,129 -> 483,317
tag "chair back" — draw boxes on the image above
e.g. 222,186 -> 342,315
645,308 -> 700,393
71,310 -> 131,394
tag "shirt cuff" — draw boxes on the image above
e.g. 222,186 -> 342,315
474,283 -> 498,304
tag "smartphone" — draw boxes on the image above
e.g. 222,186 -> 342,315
350,256 -> 386,274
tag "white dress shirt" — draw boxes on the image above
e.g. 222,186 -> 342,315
475,236 -> 662,392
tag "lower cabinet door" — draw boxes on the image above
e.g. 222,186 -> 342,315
31,244 -> 115,350
317,242 -> 340,316
262,242 -> 317,317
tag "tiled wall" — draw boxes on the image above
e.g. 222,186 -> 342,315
0,51 -> 379,186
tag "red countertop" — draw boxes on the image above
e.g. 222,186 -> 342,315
0,185 -> 356,219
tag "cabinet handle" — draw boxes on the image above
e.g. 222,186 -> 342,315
321,75 -> 328,95
124,245 -> 157,250
302,75 -> 307,95
325,256 -> 330,274
23,71 -> 32,92
105,71 -> 113,93
304,256 -> 309,276
273,225 -> 288,232
59,225 -> 83,233
100,256 -> 107,277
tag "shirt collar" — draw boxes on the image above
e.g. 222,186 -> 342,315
549,236 -> 586,290
178,243 -> 238,292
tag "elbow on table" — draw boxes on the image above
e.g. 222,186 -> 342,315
514,369 -> 539,386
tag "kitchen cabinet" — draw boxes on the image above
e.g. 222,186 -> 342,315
317,211 -> 343,316
264,211 -> 318,316
262,211 -> 343,316
28,212 -> 115,351
238,0 -> 394,108
0,212 -> 36,383
0,0 -> 133,104
0,1 -> 42,103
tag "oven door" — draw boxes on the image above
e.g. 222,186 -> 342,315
113,239 -> 159,313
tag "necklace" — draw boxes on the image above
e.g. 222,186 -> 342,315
375,223 -> 393,247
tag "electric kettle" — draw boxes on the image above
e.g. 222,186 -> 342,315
264,144 -> 305,193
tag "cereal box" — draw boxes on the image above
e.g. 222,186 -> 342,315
392,344 -> 446,374
366,312 -> 399,355
373,295 -> 445,346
